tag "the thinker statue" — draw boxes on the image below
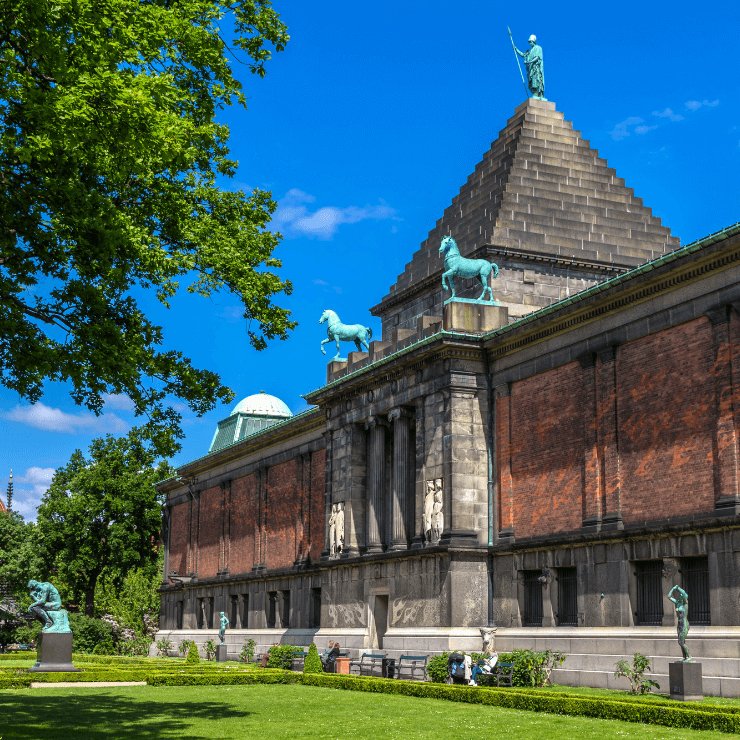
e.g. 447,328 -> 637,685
508,30 -> 545,101
218,611 -> 229,644
27,579 -> 71,633
668,585 -> 692,662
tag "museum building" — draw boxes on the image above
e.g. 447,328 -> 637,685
154,98 -> 740,696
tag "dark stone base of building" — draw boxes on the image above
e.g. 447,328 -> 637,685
28,632 -> 79,673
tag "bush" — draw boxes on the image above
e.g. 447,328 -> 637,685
303,643 -> 323,674
266,644 -> 297,670
156,637 -> 173,657
185,642 -> 200,664
68,614 -> 115,655
427,652 -> 450,683
614,653 -> 660,694
498,649 -> 566,687
179,639 -> 194,657
204,639 -> 217,661
239,638 -> 256,662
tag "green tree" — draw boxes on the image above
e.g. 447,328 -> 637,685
0,0 -> 294,455
36,426 -> 171,616
0,510 -> 46,599
303,643 -> 323,674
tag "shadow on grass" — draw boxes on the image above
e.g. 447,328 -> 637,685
0,691 -> 250,739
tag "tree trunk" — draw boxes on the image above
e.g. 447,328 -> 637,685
84,576 -> 98,617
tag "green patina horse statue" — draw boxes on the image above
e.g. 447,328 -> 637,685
439,235 -> 498,301
319,309 -> 373,362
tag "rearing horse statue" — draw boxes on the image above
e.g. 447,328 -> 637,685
439,235 -> 498,301
319,309 -> 373,362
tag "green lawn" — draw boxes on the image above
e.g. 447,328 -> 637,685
0,683 -> 734,740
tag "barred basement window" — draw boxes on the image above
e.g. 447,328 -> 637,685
176,601 -> 183,630
281,590 -> 291,629
557,568 -> 578,626
267,591 -> 277,628
310,588 -> 322,629
635,560 -> 663,625
230,594 -> 240,629
522,570 -> 543,627
682,556 -> 710,625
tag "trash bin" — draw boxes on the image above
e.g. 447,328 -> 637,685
382,657 -> 396,679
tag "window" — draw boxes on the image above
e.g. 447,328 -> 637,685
522,570 -> 543,627
241,594 -> 249,629
197,597 -> 213,629
230,595 -> 239,629
281,590 -> 291,629
267,591 -> 277,629
682,556 -> 710,625
557,568 -> 578,626
635,560 -> 663,625
310,588 -> 321,629
176,601 -> 183,630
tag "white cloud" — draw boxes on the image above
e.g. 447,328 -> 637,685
685,99 -> 719,111
3,402 -> 128,434
609,117 -> 644,141
634,124 -> 658,135
652,108 -> 684,122
8,466 -> 56,520
272,189 -> 397,240
312,279 -> 329,286
102,393 -> 135,412
216,306 -> 244,324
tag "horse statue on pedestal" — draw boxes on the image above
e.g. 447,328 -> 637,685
319,309 -> 373,362
439,235 -> 498,301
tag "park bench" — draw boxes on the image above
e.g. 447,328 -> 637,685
394,654 -> 429,681
478,662 -> 514,687
349,652 -> 386,677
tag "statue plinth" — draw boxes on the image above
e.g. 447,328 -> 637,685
669,661 -> 703,701
216,644 -> 228,662
28,632 -> 79,673
443,299 -> 508,334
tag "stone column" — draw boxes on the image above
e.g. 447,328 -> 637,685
707,306 -> 740,514
252,468 -> 267,573
596,347 -> 623,531
161,503 -> 172,586
191,490 -> 201,576
220,480 -> 231,575
321,431 -> 333,560
411,401 -> 425,549
495,384 -> 515,544
389,408 -> 412,551
365,416 -> 387,553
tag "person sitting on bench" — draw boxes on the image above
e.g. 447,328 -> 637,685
321,641 -> 340,672
469,652 -> 498,686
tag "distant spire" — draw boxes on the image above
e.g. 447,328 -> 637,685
5,469 -> 12,512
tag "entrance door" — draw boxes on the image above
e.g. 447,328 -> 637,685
373,595 -> 389,649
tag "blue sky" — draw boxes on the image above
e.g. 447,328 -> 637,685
2,0 -> 739,519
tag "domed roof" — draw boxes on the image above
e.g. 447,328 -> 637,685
230,390 -> 292,418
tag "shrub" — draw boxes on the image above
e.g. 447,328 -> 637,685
427,652 -> 450,683
118,635 -> 152,657
303,643 -> 323,674
266,644 -> 297,670
239,638 -> 256,662
614,653 -> 660,694
204,639 -> 218,661
179,639 -> 194,657
156,638 -> 174,657
68,614 -> 115,654
498,649 -> 566,687
185,642 -> 200,664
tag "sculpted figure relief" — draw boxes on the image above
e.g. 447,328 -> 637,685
424,481 -> 435,542
480,626 -> 498,656
27,579 -> 71,633
424,479 -> 443,544
329,502 -> 344,557
432,482 -> 444,542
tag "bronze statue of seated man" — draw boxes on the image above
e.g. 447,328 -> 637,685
27,579 -> 70,633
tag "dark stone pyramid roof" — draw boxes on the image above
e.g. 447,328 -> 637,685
375,98 -> 680,315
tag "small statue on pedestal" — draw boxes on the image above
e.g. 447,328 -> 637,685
439,236 -> 498,302
27,580 -> 70,633
668,585 -> 692,662
219,611 -> 229,644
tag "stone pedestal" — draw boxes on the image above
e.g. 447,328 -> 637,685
327,359 -> 348,384
668,661 -> 703,701
335,656 -> 350,675
216,643 -> 228,662
443,299 -> 508,334
28,632 -> 79,673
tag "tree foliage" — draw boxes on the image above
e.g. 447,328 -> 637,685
0,0 -> 294,453
0,510 -> 46,599
36,426 -> 171,616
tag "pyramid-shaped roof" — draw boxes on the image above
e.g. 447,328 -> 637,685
373,98 -> 679,319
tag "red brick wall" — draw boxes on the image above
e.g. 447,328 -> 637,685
169,501 -> 190,576
498,315 -> 733,538
310,449 -> 326,563
265,459 -> 300,571
197,486 -> 222,578
507,361 -> 584,538
618,317 -> 715,524
230,473 -> 256,575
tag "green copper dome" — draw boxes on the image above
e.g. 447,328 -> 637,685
230,391 -> 292,418
209,391 -> 293,453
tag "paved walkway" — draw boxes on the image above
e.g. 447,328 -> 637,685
30,681 -> 146,688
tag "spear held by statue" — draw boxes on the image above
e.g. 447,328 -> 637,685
507,26 -> 529,99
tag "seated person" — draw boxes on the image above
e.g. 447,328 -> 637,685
260,642 -> 279,668
469,652 -> 498,686
321,641 -> 340,672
